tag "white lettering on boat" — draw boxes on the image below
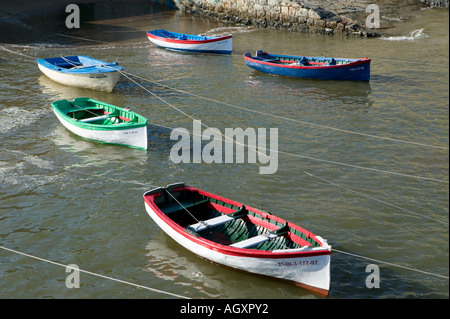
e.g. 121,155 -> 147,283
89,74 -> 107,78
278,260 -> 319,267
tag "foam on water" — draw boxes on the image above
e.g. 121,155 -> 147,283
0,150 -> 59,192
0,107 -> 42,134
200,26 -> 256,37
380,28 -> 430,41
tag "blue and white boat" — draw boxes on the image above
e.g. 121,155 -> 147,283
245,50 -> 371,81
36,55 -> 125,92
147,29 -> 232,54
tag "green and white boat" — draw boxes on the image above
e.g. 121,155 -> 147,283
51,97 -> 148,150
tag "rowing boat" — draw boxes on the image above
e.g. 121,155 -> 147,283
147,29 -> 232,54
51,97 -> 148,150
245,50 -> 371,81
36,55 -> 124,92
143,183 -> 331,295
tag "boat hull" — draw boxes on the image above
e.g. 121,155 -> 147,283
245,51 -> 370,81
147,30 -> 232,54
143,184 -> 331,295
51,98 -> 148,150
38,63 -> 121,92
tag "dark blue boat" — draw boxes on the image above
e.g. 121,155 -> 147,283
244,50 -> 371,81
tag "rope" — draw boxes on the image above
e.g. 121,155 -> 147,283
2,42 -> 448,151
118,71 -> 449,184
164,188 -> 206,227
54,33 -> 110,44
0,45 -> 35,59
333,248 -> 449,280
303,171 -> 448,225
0,78 -> 447,184
1,147 -> 448,287
122,71 -> 449,151
0,245 -> 190,299
116,69 -> 269,160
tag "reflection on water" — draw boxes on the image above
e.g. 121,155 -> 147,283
144,233 -> 221,298
38,74 -> 125,102
243,75 -> 372,109
51,125 -> 149,167
143,232 -> 316,298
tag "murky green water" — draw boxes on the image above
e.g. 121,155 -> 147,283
0,3 -> 448,299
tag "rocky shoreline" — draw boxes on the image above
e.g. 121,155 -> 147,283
174,0 -> 449,37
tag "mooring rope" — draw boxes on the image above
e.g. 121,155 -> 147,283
333,248 -> 449,280
116,70 -> 449,184
121,70 -> 449,151
1,46 -> 449,185
2,43 -> 448,151
0,245 -> 191,299
0,45 -> 35,59
1,148 -> 448,291
0,78 -> 448,185
54,33 -> 110,44
116,69 -> 272,161
302,171 -> 448,225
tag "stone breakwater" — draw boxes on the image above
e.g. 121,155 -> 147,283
421,0 -> 449,7
174,0 -> 384,37
173,0 -> 448,37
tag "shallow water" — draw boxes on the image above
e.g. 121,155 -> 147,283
0,4 -> 448,299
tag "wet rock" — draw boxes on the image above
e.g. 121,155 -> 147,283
174,0 -> 444,37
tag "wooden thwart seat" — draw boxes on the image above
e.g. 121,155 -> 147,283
230,222 -> 290,249
78,110 -> 120,123
189,214 -> 236,232
230,233 -> 278,249
188,205 -> 248,232
79,115 -> 110,123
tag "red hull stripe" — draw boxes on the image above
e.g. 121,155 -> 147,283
244,56 -> 371,69
144,187 -> 331,260
147,32 -> 232,45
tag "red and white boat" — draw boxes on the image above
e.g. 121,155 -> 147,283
143,183 -> 331,295
147,29 -> 232,54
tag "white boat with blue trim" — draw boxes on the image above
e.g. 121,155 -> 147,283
147,29 -> 232,54
36,55 -> 124,92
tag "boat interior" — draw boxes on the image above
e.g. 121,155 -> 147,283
68,108 -> 132,125
258,56 -> 344,66
44,56 -> 83,69
151,186 -> 320,251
